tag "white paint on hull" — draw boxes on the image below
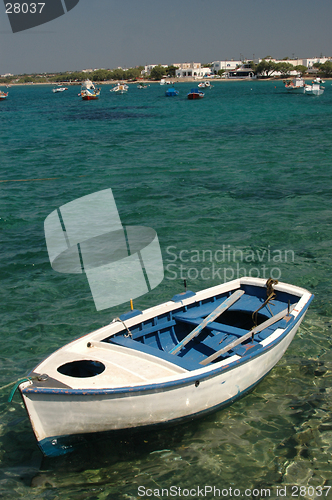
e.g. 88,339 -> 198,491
21,317 -> 303,443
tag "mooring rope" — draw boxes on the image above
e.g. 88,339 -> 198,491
0,376 -> 37,403
252,278 -> 279,329
0,175 -> 86,183
0,177 -> 60,183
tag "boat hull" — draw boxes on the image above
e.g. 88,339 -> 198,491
19,277 -> 313,457
285,87 -> 304,94
187,94 -> 204,99
305,86 -> 324,96
285,77 -> 305,93
82,95 -> 99,100
165,91 -> 179,97
21,320 -> 308,455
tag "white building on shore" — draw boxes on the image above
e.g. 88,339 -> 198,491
142,55 -> 332,80
211,60 -> 242,74
302,56 -> 331,70
174,62 -> 212,78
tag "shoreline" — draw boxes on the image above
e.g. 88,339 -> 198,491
2,76 -> 331,87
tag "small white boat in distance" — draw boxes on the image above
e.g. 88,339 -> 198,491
110,83 -> 129,94
198,81 -> 212,88
284,77 -> 305,93
313,77 -> 325,84
52,87 -> 68,93
305,82 -> 324,96
17,277 -> 313,457
160,79 -> 171,85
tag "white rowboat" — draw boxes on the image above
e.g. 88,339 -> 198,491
18,277 -> 313,457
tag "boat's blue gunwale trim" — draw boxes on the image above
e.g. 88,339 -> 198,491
171,290 -> 196,302
119,309 -> 142,321
21,295 -> 313,398
37,370 -> 273,457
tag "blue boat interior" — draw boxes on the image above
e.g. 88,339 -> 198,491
165,88 -> 179,96
104,284 -> 298,370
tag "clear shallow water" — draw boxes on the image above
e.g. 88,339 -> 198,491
0,81 -> 332,499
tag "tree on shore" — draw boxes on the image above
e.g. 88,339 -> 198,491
248,60 -> 257,72
0,75 -> 14,84
315,61 -> 332,77
124,67 -> 143,80
50,71 -> 90,82
109,68 -> 125,80
294,65 -> 307,77
91,69 -> 111,81
275,62 -> 296,77
165,65 -> 179,77
255,59 -> 278,77
150,65 -> 167,80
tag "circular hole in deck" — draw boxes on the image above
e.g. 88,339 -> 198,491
57,360 -> 105,378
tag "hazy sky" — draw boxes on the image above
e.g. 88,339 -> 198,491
1,0 -> 331,75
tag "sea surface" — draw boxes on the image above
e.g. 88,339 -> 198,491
0,80 -> 331,499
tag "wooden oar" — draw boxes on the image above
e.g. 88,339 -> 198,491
170,289 -> 244,355
200,304 -> 296,366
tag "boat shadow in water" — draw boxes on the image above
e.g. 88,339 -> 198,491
28,421 -> 207,488
1,414 -> 200,487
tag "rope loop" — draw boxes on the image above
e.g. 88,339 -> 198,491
111,317 -> 132,338
6,377 -> 37,403
252,278 -> 279,330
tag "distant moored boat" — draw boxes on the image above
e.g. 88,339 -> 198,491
187,88 -> 204,99
110,83 -> 128,94
165,87 -> 179,96
80,79 -> 101,100
284,77 -> 305,93
304,82 -> 324,96
52,87 -> 68,93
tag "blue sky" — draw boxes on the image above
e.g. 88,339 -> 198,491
1,0 -> 331,74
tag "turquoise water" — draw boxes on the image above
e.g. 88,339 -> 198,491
1,81 -> 331,498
